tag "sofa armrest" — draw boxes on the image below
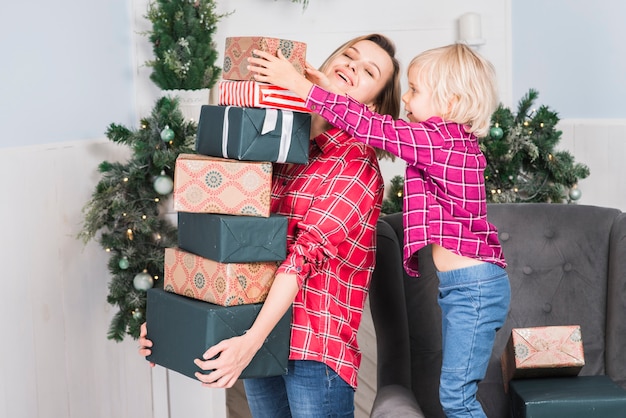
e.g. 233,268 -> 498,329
371,385 -> 425,418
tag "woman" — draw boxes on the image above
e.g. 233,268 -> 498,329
139,33 -> 401,418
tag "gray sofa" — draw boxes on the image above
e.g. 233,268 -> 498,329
369,203 -> 626,417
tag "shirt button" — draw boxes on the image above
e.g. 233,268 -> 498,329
310,104 -> 316,111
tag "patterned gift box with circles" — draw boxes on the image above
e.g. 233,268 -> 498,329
222,36 -> 307,81
164,247 -> 279,306
501,325 -> 585,388
173,153 -> 272,217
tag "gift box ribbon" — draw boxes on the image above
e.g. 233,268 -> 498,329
221,106 -> 294,163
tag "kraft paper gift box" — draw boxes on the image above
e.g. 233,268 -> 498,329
222,36 -> 307,81
501,325 -> 585,387
218,80 -> 310,113
178,212 -> 287,263
510,376 -> 626,418
173,153 -> 272,217
196,105 -> 310,164
146,288 -> 291,380
164,247 -> 279,306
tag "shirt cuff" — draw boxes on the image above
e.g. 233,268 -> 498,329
305,84 -> 332,112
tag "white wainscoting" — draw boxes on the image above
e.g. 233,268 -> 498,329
0,139 -> 225,418
1,119 -> 623,417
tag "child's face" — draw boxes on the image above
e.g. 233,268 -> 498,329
324,40 -> 394,110
402,65 -> 437,123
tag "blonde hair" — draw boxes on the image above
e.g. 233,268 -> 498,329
408,43 -> 498,138
319,34 -> 402,159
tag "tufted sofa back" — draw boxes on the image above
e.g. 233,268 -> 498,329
370,203 -> 626,417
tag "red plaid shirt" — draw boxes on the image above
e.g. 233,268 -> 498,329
307,85 -> 506,277
272,127 -> 384,388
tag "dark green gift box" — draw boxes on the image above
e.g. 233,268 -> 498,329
510,376 -> 626,418
196,105 -> 311,164
146,288 -> 291,380
178,212 -> 287,263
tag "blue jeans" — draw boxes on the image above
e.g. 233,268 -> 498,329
243,360 -> 355,418
437,262 -> 510,418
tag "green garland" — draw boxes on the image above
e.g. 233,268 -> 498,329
144,0 -> 232,90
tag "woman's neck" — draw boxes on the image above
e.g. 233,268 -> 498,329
310,114 -> 331,139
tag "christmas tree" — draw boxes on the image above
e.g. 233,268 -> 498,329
483,89 -> 589,203
381,175 -> 404,215
79,97 -> 196,341
381,89 -> 590,210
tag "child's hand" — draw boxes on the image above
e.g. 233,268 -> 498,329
247,49 -> 314,100
138,322 -> 155,367
304,62 -> 338,95
193,333 -> 258,389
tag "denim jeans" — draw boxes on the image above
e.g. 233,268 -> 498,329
243,359 -> 355,418
436,262 -> 511,418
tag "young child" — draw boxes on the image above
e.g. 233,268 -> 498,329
249,43 -> 511,418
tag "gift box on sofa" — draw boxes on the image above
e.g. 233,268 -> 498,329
223,36 -> 307,81
178,212 -> 287,263
196,105 -> 310,164
501,325 -> 585,386
510,376 -> 626,418
218,80 -> 310,113
164,247 -> 279,306
146,288 -> 291,380
173,153 -> 272,217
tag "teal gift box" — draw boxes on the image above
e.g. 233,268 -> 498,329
196,105 -> 310,164
178,212 -> 287,263
510,376 -> 626,418
146,288 -> 291,380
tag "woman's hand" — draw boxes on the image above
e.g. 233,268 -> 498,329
193,333 -> 261,388
247,49 -> 314,100
138,322 -> 155,367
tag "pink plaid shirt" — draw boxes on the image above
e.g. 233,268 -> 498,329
272,127 -> 384,388
306,85 -> 506,277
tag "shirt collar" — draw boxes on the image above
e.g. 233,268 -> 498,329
313,127 -> 353,154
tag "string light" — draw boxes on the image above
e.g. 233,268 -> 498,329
126,228 -> 134,240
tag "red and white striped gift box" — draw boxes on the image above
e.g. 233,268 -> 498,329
218,80 -> 311,113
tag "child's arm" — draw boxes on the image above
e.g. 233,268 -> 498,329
248,50 -> 442,167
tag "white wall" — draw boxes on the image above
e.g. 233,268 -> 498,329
511,0 -> 626,119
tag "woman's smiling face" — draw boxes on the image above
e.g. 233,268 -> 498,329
323,40 -> 394,109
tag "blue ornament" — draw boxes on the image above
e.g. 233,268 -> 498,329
133,271 -> 154,291
153,171 -> 174,195
160,125 -> 175,142
569,187 -> 582,201
118,257 -> 129,270
490,125 -> 504,140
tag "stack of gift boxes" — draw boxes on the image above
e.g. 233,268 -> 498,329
501,325 -> 626,417
146,36 -> 312,381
